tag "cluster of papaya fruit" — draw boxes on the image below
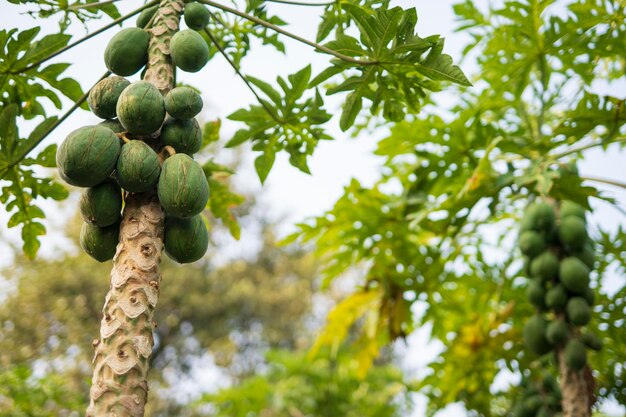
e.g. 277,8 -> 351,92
510,373 -> 562,417
55,3 -> 215,264
519,201 -> 602,370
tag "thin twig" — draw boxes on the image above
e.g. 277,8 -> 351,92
203,25 -> 281,122
10,0 -> 159,74
5,71 -> 111,172
197,0 -> 376,65
581,176 -> 626,190
552,137 -> 626,159
66,0 -> 121,11
264,0 -> 336,6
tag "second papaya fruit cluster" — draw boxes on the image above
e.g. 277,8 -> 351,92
519,201 -> 602,371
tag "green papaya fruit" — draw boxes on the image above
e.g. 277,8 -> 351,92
564,339 -> 587,371
519,230 -> 546,258
116,81 -> 166,135
581,332 -> 602,351
184,2 -> 210,30
79,180 -> 122,227
56,125 -> 121,187
88,76 -> 130,119
558,216 -> 587,250
136,5 -> 158,28
545,319 -> 569,346
170,29 -> 210,73
566,297 -> 591,326
115,140 -> 161,192
523,315 -> 552,355
164,86 -> 203,119
164,215 -> 209,263
527,280 -> 547,310
104,28 -> 150,76
545,284 -> 568,310
560,200 -> 586,220
157,153 -> 209,218
559,257 -> 590,294
521,202 -> 555,232
80,222 -> 120,262
99,119 -> 125,133
530,250 -> 559,282
160,117 -> 202,155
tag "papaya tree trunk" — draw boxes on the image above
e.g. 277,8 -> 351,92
87,1 -> 183,415
557,348 -> 594,417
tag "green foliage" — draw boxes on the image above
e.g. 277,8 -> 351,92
0,28 -> 83,119
312,6 -> 471,130
0,105 -> 68,258
198,350 -> 410,417
227,65 -> 332,182
0,366 -> 84,417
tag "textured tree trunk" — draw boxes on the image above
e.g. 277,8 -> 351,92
557,347 -> 594,417
87,1 -> 183,415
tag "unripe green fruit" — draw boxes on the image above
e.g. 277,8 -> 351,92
88,76 -> 130,119
99,119 -> 125,133
184,2 -> 210,30
527,280 -> 546,310
170,29 -> 210,73
558,216 -> 587,250
79,180 -> 122,227
164,86 -> 203,119
566,297 -> 591,326
582,286 -> 595,306
160,117 -> 202,155
116,81 -> 166,135
581,332 -> 602,351
164,215 -> 209,263
545,284 -> 568,309
560,200 -> 586,220
530,250 -> 559,282
523,315 -> 552,355
564,339 -> 587,371
574,244 -> 595,270
56,126 -> 121,187
115,141 -> 161,192
521,202 -> 555,232
545,319 -> 569,346
136,5 -> 158,28
559,257 -> 590,294
157,153 -> 209,218
519,231 -> 546,258
80,222 -> 120,262
104,28 -> 150,76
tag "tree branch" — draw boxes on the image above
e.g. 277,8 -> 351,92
197,0 -> 376,65
11,0 -> 159,74
264,0 -> 336,6
65,0 -> 121,11
581,175 -> 626,190
552,137 -> 626,159
203,24 -> 281,123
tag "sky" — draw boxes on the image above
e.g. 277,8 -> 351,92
0,0 -> 625,416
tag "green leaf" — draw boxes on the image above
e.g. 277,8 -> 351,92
255,149 -> 275,184
202,119 -> 221,148
340,92 -> 363,131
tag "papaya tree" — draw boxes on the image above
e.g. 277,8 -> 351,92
0,0 -> 471,415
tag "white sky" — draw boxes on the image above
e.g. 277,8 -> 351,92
0,1 -> 624,416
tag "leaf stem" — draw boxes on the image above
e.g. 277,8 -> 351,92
10,0 -> 159,74
5,71 -> 111,172
264,0 -> 336,6
203,25 -> 281,123
65,0 -> 121,11
552,137 -> 626,159
197,0 -> 376,65
581,175 -> 626,190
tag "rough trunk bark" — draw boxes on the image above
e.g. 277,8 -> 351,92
87,1 -> 183,415
557,348 -> 594,417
